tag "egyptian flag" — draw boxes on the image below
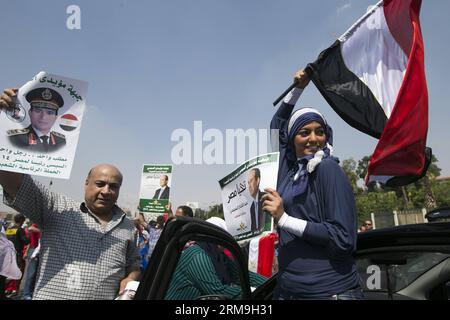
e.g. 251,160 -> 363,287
248,233 -> 277,277
59,114 -> 79,131
305,0 -> 430,187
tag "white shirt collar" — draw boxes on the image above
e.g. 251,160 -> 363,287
32,126 -> 49,139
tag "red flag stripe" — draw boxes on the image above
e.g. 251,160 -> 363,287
384,0 -> 415,57
368,0 -> 427,181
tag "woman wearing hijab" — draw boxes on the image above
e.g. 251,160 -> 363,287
262,69 -> 363,300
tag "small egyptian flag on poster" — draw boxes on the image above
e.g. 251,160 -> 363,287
59,114 -> 79,132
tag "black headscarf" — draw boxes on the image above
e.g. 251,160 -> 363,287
196,242 -> 232,285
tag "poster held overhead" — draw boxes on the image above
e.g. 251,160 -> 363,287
0,71 -> 88,179
139,164 -> 173,221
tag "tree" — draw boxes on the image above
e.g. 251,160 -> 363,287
427,154 -> 442,177
356,155 -> 377,192
356,155 -> 371,181
409,154 -> 441,210
207,203 -> 224,219
355,190 -> 399,223
194,203 -> 224,220
351,153 -> 450,224
341,158 -> 359,194
433,180 -> 450,207
422,154 -> 440,210
194,208 -> 207,220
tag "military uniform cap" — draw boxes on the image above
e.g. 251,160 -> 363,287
26,87 -> 64,110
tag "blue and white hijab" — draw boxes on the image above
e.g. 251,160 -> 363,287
285,107 -> 338,197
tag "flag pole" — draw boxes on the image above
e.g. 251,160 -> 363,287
272,82 -> 296,107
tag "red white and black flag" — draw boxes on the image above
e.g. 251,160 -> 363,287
305,0 -> 430,187
59,114 -> 79,132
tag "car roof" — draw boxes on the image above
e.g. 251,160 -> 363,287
357,222 -> 450,251
424,207 -> 450,221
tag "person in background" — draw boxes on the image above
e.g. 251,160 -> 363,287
363,220 -> 373,231
166,217 -> 267,300
5,214 -> 29,298
0,159 -> 140,299
175,205 -> 194,218
134,219 -> 149,274
22,223 -> 40,300
147,215 -> 165,261
1,230 -> 22,300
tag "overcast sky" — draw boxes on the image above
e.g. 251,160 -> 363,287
1,0 -> 449,213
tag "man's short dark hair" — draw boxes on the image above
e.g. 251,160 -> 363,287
14,213 -> 25,224
162,175 -> 169,182
251,168 -> 261,180
156,215 -> 165,227
177,205 -> 194,217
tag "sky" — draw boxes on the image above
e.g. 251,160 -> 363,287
1,0 -> 449,214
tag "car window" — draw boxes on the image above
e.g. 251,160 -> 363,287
164,240 -> 267,300
357,252 -> 450,293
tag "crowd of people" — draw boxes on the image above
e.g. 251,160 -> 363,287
0,69 -> 368,300
0,197 -> 200,300
0,215 -> 40,299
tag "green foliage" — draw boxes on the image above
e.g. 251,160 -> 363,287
194,203 -> 224,220
355,191 -> 399,223
407,184 -> 427,208
356,155 -> 371,180
194,208 -> 208,220
341,152 -> 449,223
433,180 -> 450,207
341,158 -> 359,194
427,154 -> 442,178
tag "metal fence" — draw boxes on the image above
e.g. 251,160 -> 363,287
371,208 -> 427,229
396,208 -> 426,225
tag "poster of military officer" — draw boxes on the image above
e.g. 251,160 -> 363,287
7,87 -> 66,152
0,71 -> 88,179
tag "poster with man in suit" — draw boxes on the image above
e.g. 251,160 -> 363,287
139,164 -> 173,221
219,152 -> 278,241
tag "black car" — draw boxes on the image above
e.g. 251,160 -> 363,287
135,216 -> 450,300
424,207 -> 450,222
356,221 -> 450,300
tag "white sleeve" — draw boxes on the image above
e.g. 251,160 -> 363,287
283,87 -> 303,105
277,212 -> 307,237
31,240 -> 40,259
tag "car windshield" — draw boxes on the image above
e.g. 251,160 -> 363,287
357,251 -> 450,292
